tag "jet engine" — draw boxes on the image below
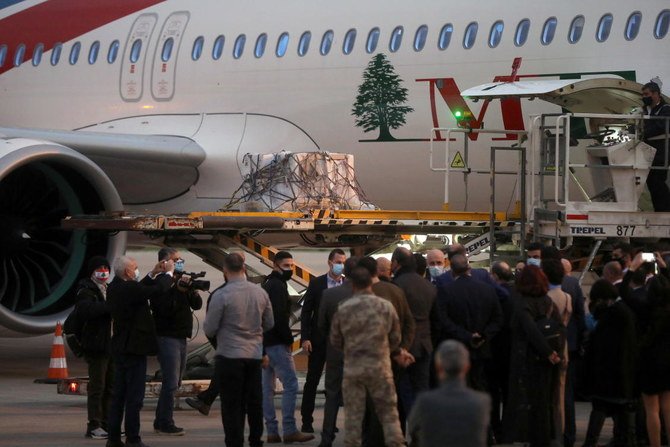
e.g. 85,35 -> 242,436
0,138 -> 125,336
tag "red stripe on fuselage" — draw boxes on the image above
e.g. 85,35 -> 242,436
0,0 -> 165,75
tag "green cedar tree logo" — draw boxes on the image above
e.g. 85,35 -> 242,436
352,53 -> 414,141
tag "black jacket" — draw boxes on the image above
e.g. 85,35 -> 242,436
436,275 -> 503,360
107,274 -> 172,356
263,271 -> 294,347
75,278 -> 111,356
583,300 -> 637,401
393,267 -> 438,358
300,274 -> 329,346
151,278 -> 203,339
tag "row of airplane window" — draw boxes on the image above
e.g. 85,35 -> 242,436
0,10 -> 668,68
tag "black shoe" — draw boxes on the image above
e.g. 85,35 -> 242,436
154,425 -> 185,436
301,424 -> 314,433
125,441 -> 150,447
105,441 -> 124,447
185,397 -> 211,416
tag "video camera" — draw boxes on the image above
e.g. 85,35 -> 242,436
177,271 -> 210,292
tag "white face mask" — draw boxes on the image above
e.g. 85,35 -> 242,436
428,266 -> 444,278
134,268 -> 141,281
526,258 -> 541,267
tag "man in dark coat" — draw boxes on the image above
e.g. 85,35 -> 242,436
582,279 -> 638,447
391,247 -> 438,429
151,248 -> 203,436
642,80 -> 670,211
261,251 -> 313,444
409,340 -> 491,447
436,254 -> 503,392
106,256 -> 173,447
76,256 -> 113,440
300,248 -> 346,433
316,257 -> 358,447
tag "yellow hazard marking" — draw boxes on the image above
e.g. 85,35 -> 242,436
450,151 -> 466,169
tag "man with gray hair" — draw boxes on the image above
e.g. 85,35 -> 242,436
408,340 -> 491,447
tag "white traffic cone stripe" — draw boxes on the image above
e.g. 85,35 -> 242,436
49,358 -> 67,368
53,336 -> 63,345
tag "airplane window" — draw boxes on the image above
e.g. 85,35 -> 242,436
414,25 -> 428,51
14,43 -> 25,66
32,43 -> 44,66
320,30 -> 334,55
192,36 -> 204,61
655,9 -> 670,39
463,22 -> 478,49
161,37 -> 174,62
0,45 -> 6,67
343,28 -> 356,55
488,21 -> 504,48
276,32 -> 289,57
107,40 -> 119,63
255,33 -> 267,58
568,15 -> 585,43
541,17 -> 557,45
129,39 -> 141,63
233,34 -> 246,59
298,31 -> 311,56
514,19 -> 530,47
389,26 -> 404,52
438,23 -> 453,50
51,43 -> 62,65
88,40 -> 100,64
596,13 -> 613,42
69,41 -> 81,65
212,35 -> 225,60
366,27 -> 380,53
624,12 -> 642,41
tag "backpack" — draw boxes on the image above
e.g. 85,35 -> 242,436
535,314 -> 565,355
63,305 -> 85,358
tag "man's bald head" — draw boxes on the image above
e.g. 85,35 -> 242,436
426,249 -> 446,268
376,256 -> 391,280
602,261 -> 623,284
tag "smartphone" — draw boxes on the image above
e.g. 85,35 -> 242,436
642,252 -> 655,263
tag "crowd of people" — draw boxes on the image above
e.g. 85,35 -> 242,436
66,239 -> 670,447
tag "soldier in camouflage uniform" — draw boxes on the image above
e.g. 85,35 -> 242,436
330,266 -> 405,447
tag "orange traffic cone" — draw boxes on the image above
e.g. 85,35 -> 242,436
47,322 -> 69,379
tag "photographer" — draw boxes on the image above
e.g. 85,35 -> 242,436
151,248 -> 203,436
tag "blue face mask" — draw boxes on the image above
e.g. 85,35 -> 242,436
428,266 -> 444,278
175,259 -> 185,273
332,263 -> 344,276
526,258 -> 541,267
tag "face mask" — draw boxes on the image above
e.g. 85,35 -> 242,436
174,259 -> 185,273
331,263 -> 344,276
642,96 -> 653,107
281,268 -> 293,281
428,266 -> 444,278
92,268 -> 110,283
526,258 -> 541,267
134,268 -> 141,281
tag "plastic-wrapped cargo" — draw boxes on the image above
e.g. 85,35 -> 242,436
224,151 -> 375,212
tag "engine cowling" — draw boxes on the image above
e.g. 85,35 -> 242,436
0,138 -> 125,336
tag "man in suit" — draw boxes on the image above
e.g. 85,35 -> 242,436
391,247 -> 438,428
436,254 -> 503,392
409,340 -> 491,447
316,257 -> 358,447
300,248 -> 346,433
106,256 -> 174,447
436,244 -> 509,300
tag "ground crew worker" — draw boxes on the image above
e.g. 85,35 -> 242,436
642,80 -> 670,211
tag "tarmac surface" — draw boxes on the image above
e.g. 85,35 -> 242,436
0,355 -> 613,447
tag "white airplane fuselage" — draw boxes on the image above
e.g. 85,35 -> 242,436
0,0 -> 669,337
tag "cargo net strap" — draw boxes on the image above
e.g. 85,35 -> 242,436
223,151 -> 375,212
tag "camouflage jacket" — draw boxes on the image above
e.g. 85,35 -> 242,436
330,292 -> 401,377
